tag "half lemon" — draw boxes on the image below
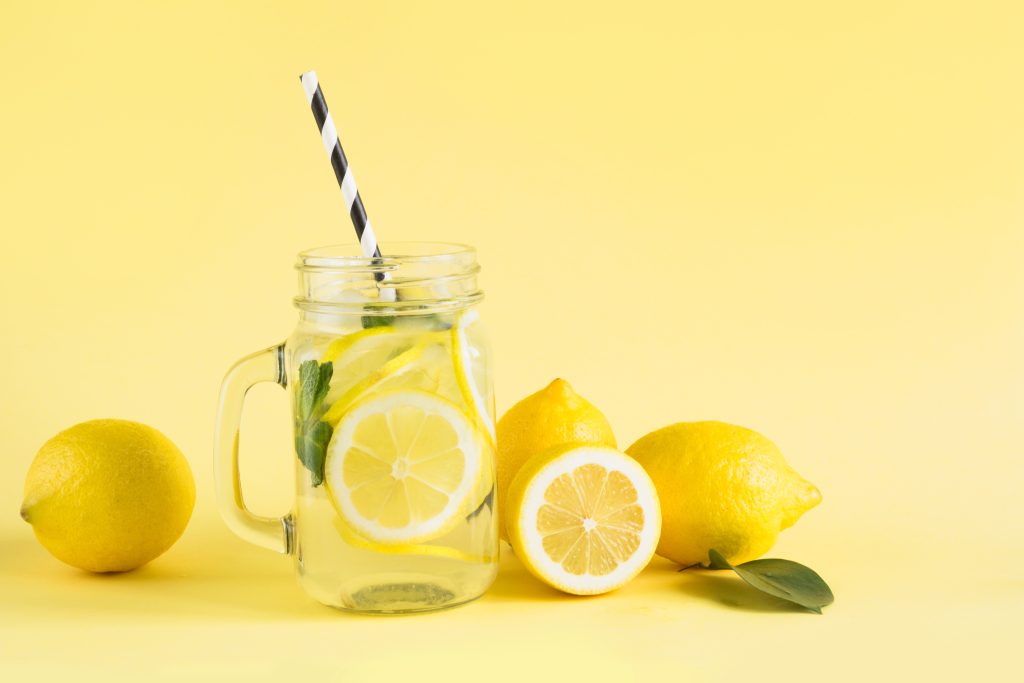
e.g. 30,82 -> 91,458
506,444 -> 661,595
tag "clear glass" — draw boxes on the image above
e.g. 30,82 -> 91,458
215,242 -> 498,614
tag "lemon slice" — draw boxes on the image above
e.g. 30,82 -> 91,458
321,325 -> 404,365
320,328 -> 446,425
506,445 -> 661,595
332,513 -> 496,564
452,311 -> 495,442
325,390 -> 483,544
320,326 -> 412,403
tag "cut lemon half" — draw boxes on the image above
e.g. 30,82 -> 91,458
452,310 -> 495,442
506,445 -> 661,595
324,390 -> 483,544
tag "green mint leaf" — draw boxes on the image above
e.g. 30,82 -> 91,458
708,548 -> 834,614
362,315 -> 396,329
315,362 -> 333,409
363,313 -> 454,331
295,420 -> 333,487
298,359 -> 334,422
295,360 -> 335,486
297,360 -> 320,422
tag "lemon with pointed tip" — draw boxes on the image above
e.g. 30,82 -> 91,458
496,379 -> 616,538
20,419 -> 195,573
626,421 -> 821,567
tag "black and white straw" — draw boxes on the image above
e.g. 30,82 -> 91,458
300,71 -> 393,297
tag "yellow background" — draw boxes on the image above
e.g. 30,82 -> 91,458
1,1 -> 1022,679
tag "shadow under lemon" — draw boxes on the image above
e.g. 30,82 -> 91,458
486,547 -> 679,604
1,524 -> 346,622
482,545 -> 568,603
5,524 -> 806,618
675,569 -> 814,613
487,546 -> 821,614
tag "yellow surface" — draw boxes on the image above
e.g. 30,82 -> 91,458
1,0 -> 1022,679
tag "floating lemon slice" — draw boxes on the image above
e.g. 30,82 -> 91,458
325,390 -> 483,544
321,325 -> 404,365
451,311 -> 495,443
506,445 -> 661,595
331,512 -> 496,564
320,328 -> 447,425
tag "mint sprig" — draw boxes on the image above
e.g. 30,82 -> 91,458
361,315 -> 396,329
295,359 -> 334,486
699,548 -> 835,614
298,360 -> 333,422
296,421 -> 332,487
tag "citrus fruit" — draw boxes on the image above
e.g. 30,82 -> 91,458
625,421 -> 821,567
320,327 -> 447,424
496,379 -> 616,538
506,444 -> 660,595
332,508 -> 496,564
20,419 -> 195,573
324,390 -> 483,544
451,310 -> 495,442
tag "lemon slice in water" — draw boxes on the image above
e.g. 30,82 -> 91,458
451,311 -> 495,442
331,511 -> 495,564
320,328 -> 446,425
325,390 -> 483,544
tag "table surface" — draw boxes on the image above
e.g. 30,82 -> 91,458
1,512 -> 1020,682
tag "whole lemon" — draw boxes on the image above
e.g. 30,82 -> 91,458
626,421 -> 820,567
496,379 -> 616,538
20,419 -> 195,573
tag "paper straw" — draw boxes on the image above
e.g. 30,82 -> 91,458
300,71 -> 393,299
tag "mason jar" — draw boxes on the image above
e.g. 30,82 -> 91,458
215,242 -> 498,613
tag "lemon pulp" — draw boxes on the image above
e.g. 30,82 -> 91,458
507,445 -> 660,595
325,390 -> 482,544
538,464 -> 645,576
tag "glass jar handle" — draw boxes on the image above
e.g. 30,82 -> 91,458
214,344 -> 292,554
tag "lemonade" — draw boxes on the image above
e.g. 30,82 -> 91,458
215,243 -> 497,613
285,247 -> 498,612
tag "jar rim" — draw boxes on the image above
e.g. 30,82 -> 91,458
296,241 -> 476,271
294,241 -> 482,314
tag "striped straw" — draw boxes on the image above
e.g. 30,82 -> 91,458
300,70 -> 393,298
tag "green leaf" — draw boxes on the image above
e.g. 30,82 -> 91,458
363,313 -> 454,331
298,360 -> 334,421
297,360 -> 320,422
295,360 -> 336,486
315,362 -> 333,409
362,315 -> 396,329
706,549 -> 733,571
707,548 -> 835,614
296,420 -> 333,487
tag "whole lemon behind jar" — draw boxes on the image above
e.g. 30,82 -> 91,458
496,379 -> 616,539
21,419 -> 195,573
